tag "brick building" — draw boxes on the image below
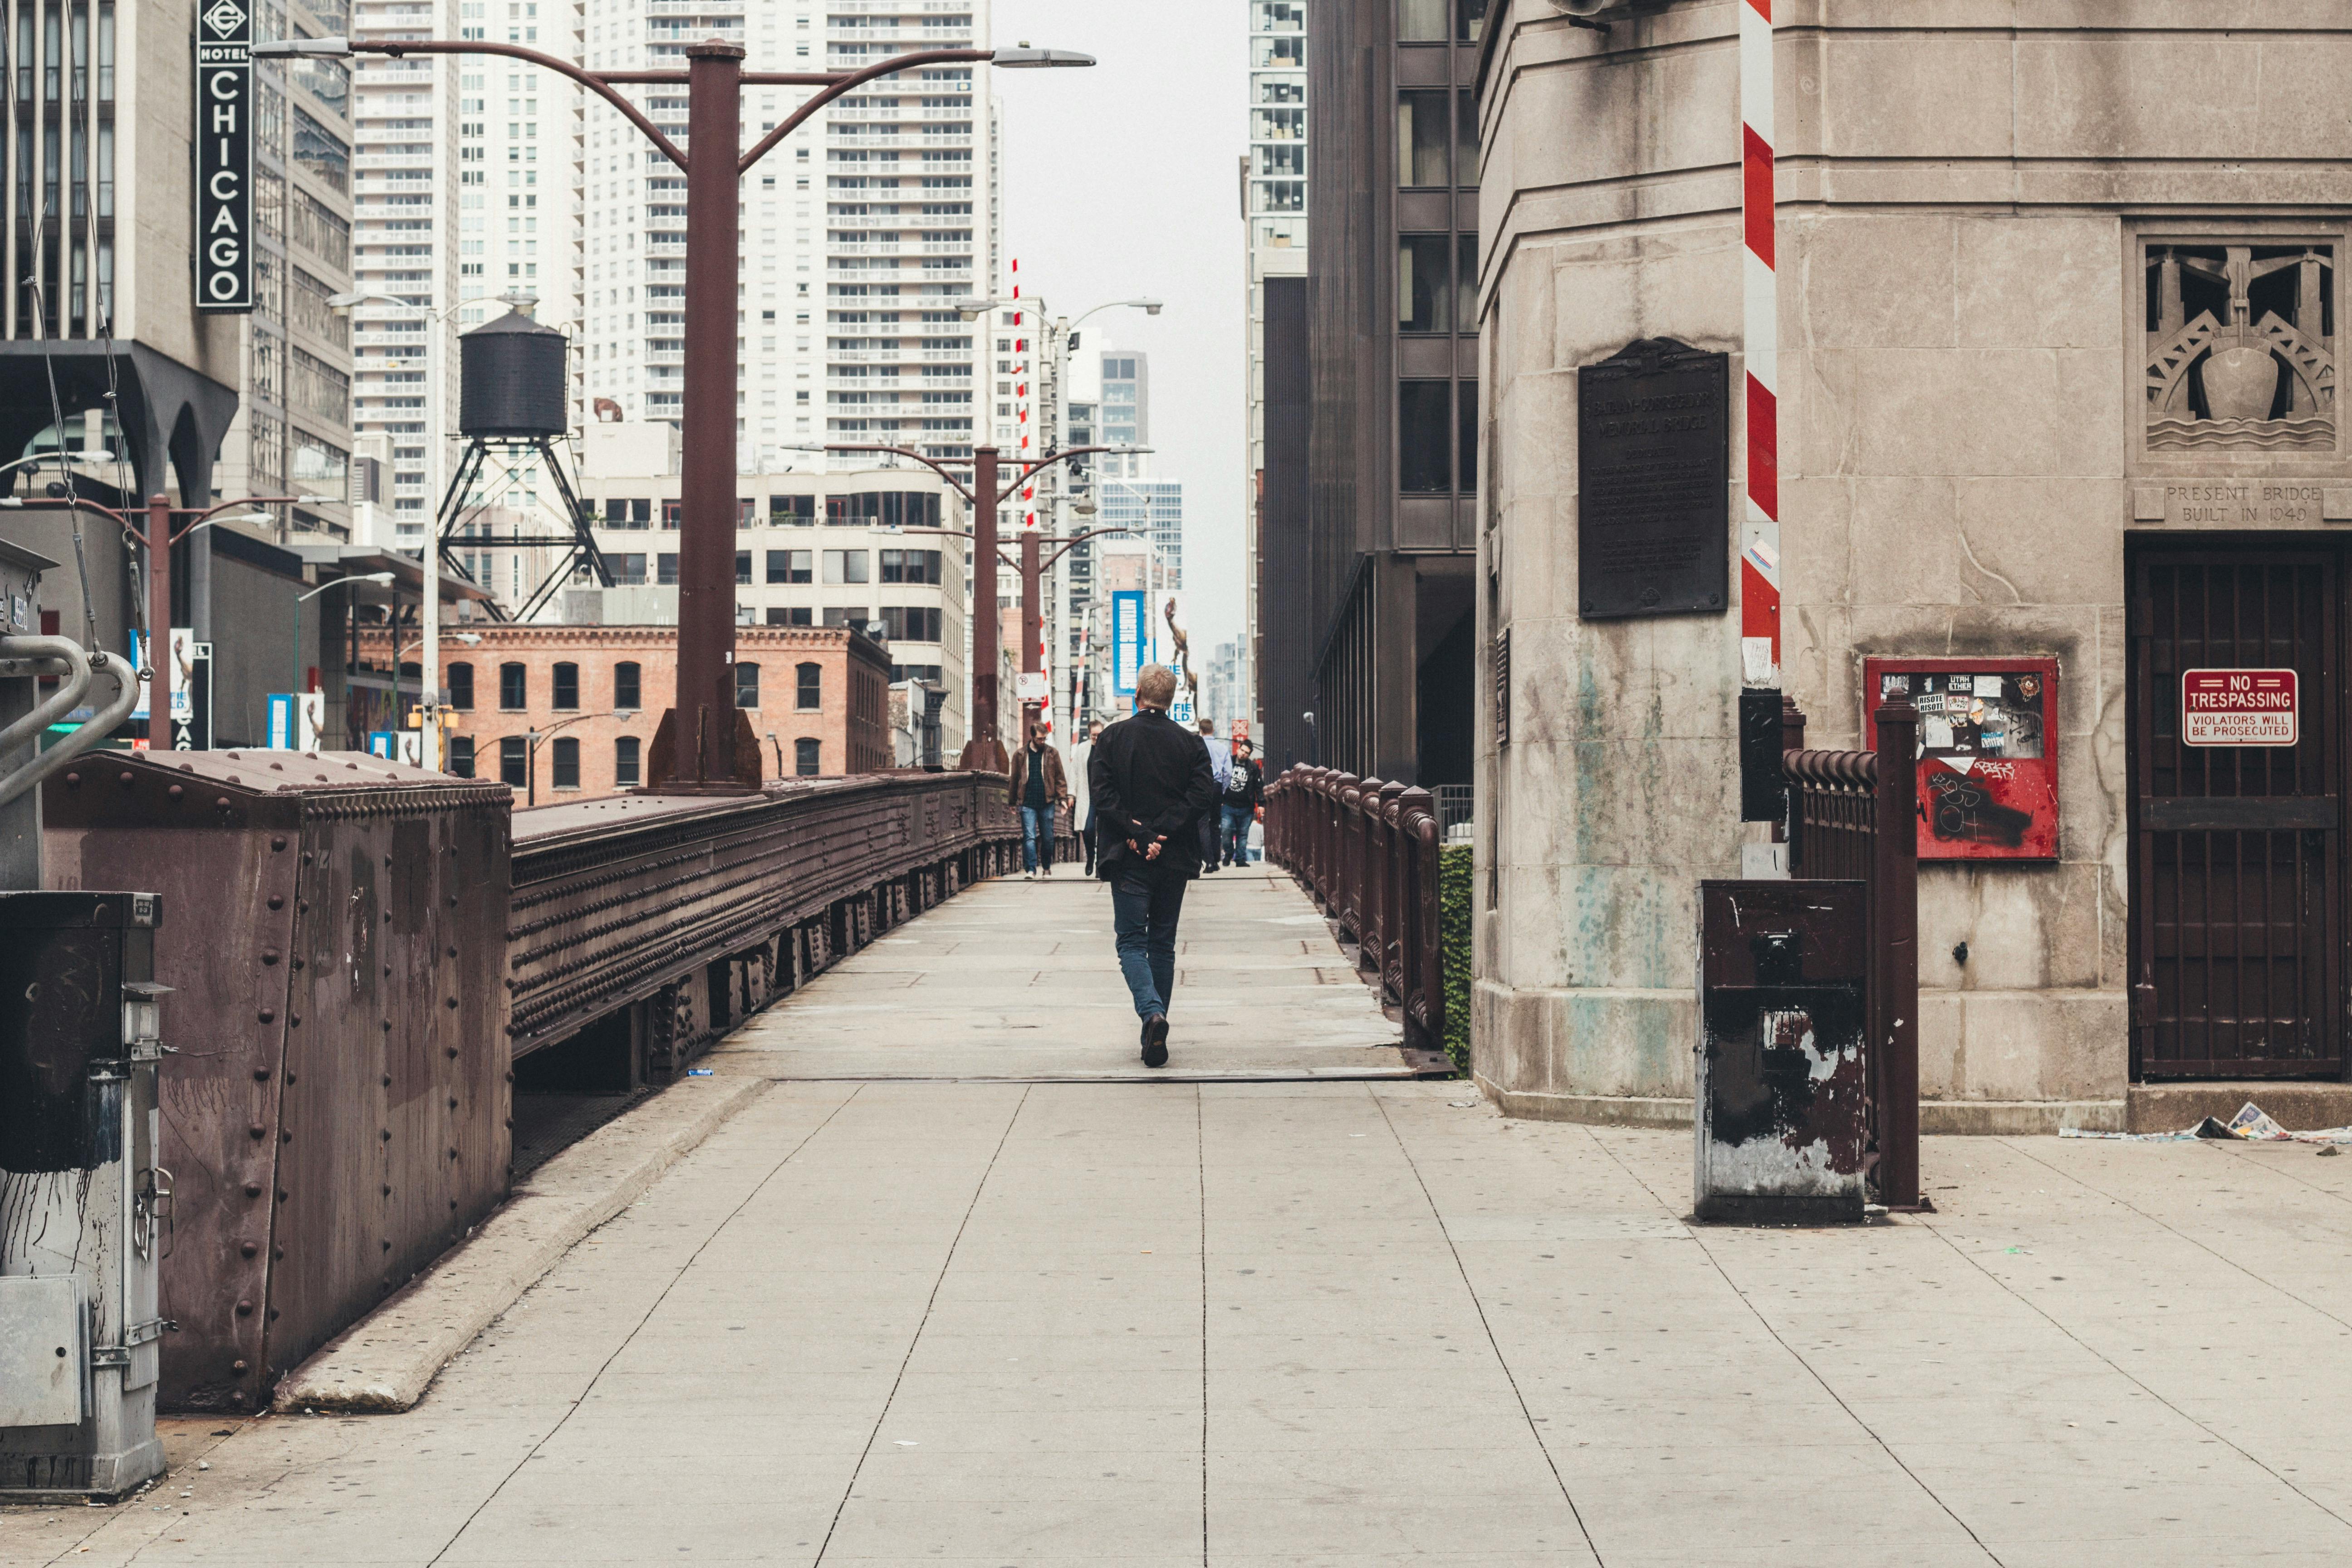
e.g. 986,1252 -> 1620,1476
359,624 -> 892,802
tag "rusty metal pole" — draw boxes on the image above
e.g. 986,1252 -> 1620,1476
1872,692 -> 1921,1207
147,494 -> 173,721
672,40 -> 748,789
960,446 -> 1007,770
1019,524 -> 1042,738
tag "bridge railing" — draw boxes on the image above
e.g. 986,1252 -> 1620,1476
1261,765 -> 1444,1054
42,755 -> 1029,1412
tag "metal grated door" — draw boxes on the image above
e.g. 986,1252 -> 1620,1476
2131,550 -> 2340,1078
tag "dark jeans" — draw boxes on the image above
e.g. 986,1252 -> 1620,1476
1081,812 -> 1097,875
1111,864 -> 1188,1019
1222,804 -> 1254,865
1198,810 -> 1221,870
1020,804 -> 1054,872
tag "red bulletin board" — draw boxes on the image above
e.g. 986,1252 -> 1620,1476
1863,657 -> 2059,862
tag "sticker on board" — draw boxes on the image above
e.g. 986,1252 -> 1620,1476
1864,657 -> 2059,862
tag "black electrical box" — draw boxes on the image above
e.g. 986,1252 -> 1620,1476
0,891 -> 159,1172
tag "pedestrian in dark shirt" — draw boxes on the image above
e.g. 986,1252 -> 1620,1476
1004,725 -> 1068,879
1221,738 -> 1264,866
1088,664 -> 1219,1067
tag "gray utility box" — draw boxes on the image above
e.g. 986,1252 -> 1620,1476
0,890 -> 170,1498
1694,880 -> 1871,1224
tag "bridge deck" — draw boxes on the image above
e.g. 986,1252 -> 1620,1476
709,863 -> 1428,1080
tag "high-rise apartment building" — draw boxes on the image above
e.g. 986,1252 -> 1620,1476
1244,0 -> 1306,741
349,0 -> 461,552
345,0 -> 581,603
1094,348 -> 1179,584
573,1 -> 992,473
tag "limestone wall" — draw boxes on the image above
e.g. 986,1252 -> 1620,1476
1474,1 -> 2352,1131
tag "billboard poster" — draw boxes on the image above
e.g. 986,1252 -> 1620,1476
1112,589 -> 1145,696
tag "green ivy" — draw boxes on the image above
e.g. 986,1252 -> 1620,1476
1439,844 -> 1473,1073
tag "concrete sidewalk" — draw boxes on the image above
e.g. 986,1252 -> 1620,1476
708,864 -> 1423,1080
20,1081 -> 2352,1566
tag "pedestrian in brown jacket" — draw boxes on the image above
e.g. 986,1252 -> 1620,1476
1005,724 -> 1071,877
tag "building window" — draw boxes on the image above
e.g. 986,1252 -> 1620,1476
1397,91 -> 1448,188
795,736 -> 821,775
735,550 -> 753,586
1458,379 -> 1479,493
767,607 -> 813,627
1399,380 -> 1452,493
1398,0 -> 1446,42
611,553 -> 647,585
615,735 -> 641,787
882,606 -> 942,642
552,661 -> 579,710
768,548 -> 812,583
551,736 -> 580,790
770,494 -> 815,524
735,662 -> 760,708
661,500 -> 682,529
447,662 -> 475,711
1456,88 -> 1480,185
797,661 -> 822,710
499,735 -> 527,786
822,548 -> 869,584
1456,0 -> 1489,43
879,548 -> 941,584
1400,235 -> 1451,333
499,662 -> 527,709
615,661 -> 642,710
658,553 -> 679,585
448,735 -> 476,777
1457,232 -> 1479,333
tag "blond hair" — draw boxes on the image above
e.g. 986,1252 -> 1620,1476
1136,663 -> 1177,708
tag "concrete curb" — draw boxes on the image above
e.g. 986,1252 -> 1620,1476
1474,1077 -> 2127,1136
274,1075 -> 770,1414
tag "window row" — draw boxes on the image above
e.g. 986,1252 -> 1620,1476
593,491 -> 945,529
739,547 -> 945,585
1398,0 -> 1487,44
446,732 -> 826,786
446,659 -> 826,711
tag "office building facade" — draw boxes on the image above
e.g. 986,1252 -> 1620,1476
1258,0 -> 1484,786
1244,0 -> 1308,745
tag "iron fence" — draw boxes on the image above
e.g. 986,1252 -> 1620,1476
1260,766 -> 1446,1055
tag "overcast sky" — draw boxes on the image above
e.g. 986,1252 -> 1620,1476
991,0 -> 1251,657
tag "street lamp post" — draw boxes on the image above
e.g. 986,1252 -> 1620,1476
18,492 -> 335,730
519,710 -> 621,809
330,289 -> 464,769
266,34 -> 1093,793
825,441 -> 1140,769
958,294 -> 1161,734
293,572 -> 397,738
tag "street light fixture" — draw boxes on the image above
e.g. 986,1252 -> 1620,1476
292,572 -> 397,711
259,30 -> 1093,794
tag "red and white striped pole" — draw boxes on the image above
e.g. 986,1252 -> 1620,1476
1738,0 -> 1779,691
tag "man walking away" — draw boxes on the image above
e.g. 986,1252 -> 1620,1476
1073,720 -> 1105,877
1090,665 -> 1218,1067
1222,737 -> 1264,867
1195,719 -> 1232,872
1007,724 -> 1068,879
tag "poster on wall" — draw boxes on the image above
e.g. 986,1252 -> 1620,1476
1865,656 -> 2059,861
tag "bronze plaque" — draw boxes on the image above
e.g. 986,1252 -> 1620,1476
1578,337 -> 1730,619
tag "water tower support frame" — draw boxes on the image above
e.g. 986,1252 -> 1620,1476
430,433 -> 612,624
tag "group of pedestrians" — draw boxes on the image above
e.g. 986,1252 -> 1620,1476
997,666 -> 1267,1068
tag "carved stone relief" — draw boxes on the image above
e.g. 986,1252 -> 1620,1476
2144,244 -> 2335,452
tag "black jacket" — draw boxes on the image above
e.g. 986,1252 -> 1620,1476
1222,755 -> 1264,813
1087,709 -> 1220,882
